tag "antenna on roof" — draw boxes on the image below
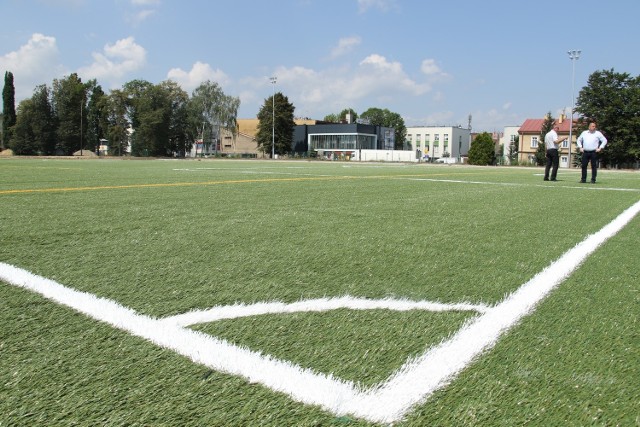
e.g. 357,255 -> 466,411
468,114 -> 472,130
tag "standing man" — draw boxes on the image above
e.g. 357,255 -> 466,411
577,121 -> 607,183
544,125 -> 566,181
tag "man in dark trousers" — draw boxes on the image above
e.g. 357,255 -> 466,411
543,125 -> 566,181
577,121 -> 607,183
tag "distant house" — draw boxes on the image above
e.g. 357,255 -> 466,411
518,116 -> 574,168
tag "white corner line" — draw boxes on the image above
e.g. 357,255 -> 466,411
1,200 -> 639,424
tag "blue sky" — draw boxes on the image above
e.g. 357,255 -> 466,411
1,0 -> 639,132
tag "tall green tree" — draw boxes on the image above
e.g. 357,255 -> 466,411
256,92 -> 295,157
2,71 -> 17,149
10,99 -> 38,154
30,84 -> 57,155
52,73 -> 86,155
536,113 -> 554,166
124,79 -> 171,156
85,81 -> 108,154
360,107 -> 407,150
468,132 -> 496,165
104,89 -> 129,156
575,69 -> 640,166
162,80 -> 192,157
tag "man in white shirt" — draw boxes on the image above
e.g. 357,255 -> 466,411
544,125 -> 566,181
577,121 -> 607,183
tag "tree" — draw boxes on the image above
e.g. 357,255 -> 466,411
30,84 -> 57,155
52,73 -> 86,155
575,69 -> 640,167
10,99 -> 38,154
323,108 -> 358,123
124,79 -> 172,156
536,113 -> 554,166
256,92 -> 295,157
104,89 -> 129,156
508,135 -> 519,165
189,80 -> 240,155
2,71 -> 17,149
85,81 -> 108,154
468,132 -> 495,165
360,107 -> 407,150
162,80 -> 192,157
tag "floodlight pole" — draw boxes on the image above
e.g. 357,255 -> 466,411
270,76 -> 277,159
567,50 -> 581,168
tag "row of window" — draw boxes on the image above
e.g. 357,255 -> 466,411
309,134 -> 377,151
406,134 -> 449,154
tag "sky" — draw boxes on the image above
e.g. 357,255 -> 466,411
1,0 -> 639,132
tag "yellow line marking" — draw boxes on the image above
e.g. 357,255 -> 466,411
0,172 -> 495,196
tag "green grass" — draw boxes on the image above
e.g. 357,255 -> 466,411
1,158 -> 639,426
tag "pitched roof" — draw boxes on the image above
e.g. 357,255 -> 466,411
519,118 -> 573,134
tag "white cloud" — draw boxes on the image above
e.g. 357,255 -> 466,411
0,33 -> 65,101
330,36 -> 361,59
357,0 -> 398,13
252,54 -> 430,118
132,9 -> 157,24
128,0 -> 160,25
420,58 -> 450,84
78,37 -> 146,84
420,59 -> 441,76
166,62 -> 230,94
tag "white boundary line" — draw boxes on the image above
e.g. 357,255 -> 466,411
1,199 -> 639,423
405,177 -> 640,192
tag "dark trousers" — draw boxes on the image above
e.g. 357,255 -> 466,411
581,150 -> 598,182
544,148 -> 559,180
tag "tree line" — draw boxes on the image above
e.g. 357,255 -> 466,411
2,70 -> 409,158
1,71 -> 239,157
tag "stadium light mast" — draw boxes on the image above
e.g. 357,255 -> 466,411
567,50 -> 581,168
270,76 -> 277,159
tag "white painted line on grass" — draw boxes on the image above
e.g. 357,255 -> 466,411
1,199 -> 639,423
406,177 -> 640,192
161,296 -> 489,327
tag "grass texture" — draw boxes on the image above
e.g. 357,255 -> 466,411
1,158 -> 639,426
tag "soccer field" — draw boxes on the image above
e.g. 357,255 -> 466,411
1,158 -> 639,426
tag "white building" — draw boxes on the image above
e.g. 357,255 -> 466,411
405,126 -> 471,161
499,126 -> 520,165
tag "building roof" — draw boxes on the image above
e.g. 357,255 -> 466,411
519,118 -> 573,134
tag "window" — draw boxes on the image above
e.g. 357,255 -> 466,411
434,134 -> 440,147
416,134 -> 421,149
562,140 -> 569,148
531,136 -> 538,148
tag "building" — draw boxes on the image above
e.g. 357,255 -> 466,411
293,123 -> 395,159
405,126 -> 470,162
499,126 -> 520,165
518,116 -> 574,168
